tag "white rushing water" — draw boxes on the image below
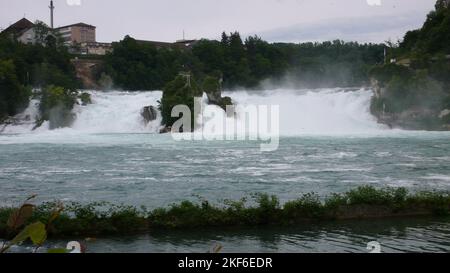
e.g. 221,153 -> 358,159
222,88 -> 386,135
1,88 -> 387,137
71,91 -> 163,133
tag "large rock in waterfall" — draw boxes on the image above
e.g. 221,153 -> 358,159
202,76 -> 233,112
141,106 -> 158,123
160,73 -> 202,132
37,86 -> 77,130
159,73 -> 234,133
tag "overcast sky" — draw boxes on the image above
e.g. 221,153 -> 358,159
0,0 -> 437,43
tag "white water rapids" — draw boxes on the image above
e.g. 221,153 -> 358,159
1,88 -> 387,136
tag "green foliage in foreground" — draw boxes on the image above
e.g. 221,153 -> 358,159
0,196 -> 63,253
0,186 -> 449,238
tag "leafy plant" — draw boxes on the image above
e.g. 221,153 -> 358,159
0,196 -> 64,253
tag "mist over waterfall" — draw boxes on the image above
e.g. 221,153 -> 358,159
1,88 -> 386,136
221,88 -> 386,135
71,91 -> 163,133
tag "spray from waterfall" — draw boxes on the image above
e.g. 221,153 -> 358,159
1,88 -> 386,136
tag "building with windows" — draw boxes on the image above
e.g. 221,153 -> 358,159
0,18 -> 37,44
55,23 -> 96,45
79,42 -> 113,55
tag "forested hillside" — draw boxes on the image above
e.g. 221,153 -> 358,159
105,34 -> 384,91
370,0 -> 450,130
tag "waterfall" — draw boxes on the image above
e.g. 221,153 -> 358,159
1,88 -> 386,136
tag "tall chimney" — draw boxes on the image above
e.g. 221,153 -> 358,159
49,1 -> 55,29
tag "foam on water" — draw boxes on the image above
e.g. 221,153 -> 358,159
2,88 -> 450,144
71,91 -> 163,133
221,88 -> 387,135
3,89 -> 385,135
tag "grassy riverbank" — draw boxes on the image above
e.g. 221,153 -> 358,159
0,186 -> 449,238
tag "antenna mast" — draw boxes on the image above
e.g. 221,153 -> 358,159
49,1 -> 55,29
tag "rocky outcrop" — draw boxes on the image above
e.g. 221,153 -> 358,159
440,109 -> 450,130
71,59 -> 105,90
373,107 -> 446,130
202,76 -> 233,113
439,109 -> 450,118
141,106 -> 158,124
79,92 -> 92,106
370,78 -> 386,99
159,73 -> 202,132
159,74 -> 235,133
0,117 -> 25,133
159,126 -> 172,134
38,86 -> 77,130
369,62 -> 450,131
47,105 -> 75,130
206,92 -> 233,112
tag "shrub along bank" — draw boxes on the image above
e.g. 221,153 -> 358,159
0,186 -> 449,238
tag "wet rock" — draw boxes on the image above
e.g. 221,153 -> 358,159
439,109 -> 450,119
159,126 -> 172,134
160,73 -> 202,129
202,76 -> 233,112
79,93 -> 92,106
141,106 -> 158,123
48,104 -> 75,129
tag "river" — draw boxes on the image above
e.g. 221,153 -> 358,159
1,88 -> 449,252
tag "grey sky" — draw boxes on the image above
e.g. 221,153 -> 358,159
0,0 -> 437,43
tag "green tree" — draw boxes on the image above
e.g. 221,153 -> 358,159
0,60 -> 31,120
106,33 -> 384,91
38,85 -> 78,129
105,36 -> 187,90
160,74 -> 201,129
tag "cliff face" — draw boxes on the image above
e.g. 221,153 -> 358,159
370,104 -> 449,131
370,75 -> 450,131
71,59 -> 104,90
